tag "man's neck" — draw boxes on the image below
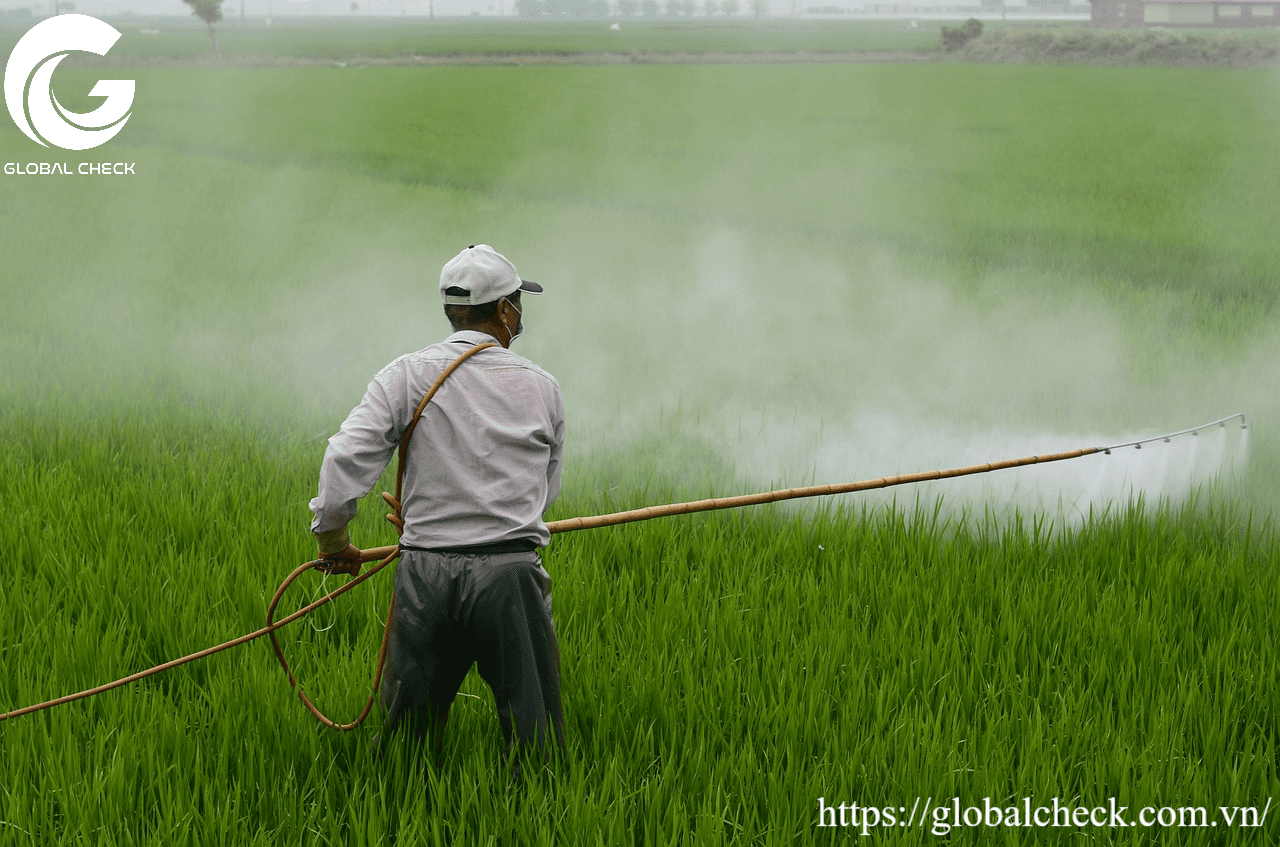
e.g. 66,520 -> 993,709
454,322 -> 509,348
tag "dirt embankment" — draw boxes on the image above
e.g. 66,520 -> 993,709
954,27 -> 1280,68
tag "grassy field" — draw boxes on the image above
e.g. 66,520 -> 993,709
2,22 -> 1278,844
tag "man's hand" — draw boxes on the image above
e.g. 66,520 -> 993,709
316,543 -> 363,577
382,492 -> 405,533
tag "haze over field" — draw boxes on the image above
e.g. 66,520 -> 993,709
3,57 -> 1275,524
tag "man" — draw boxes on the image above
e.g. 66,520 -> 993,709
308,244 -> 566,770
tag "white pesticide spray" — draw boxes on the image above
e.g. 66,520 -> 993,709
514,226 -> 1270,524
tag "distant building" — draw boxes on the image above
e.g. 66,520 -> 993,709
1146,0 -> 1277,24
1092,0 -> 1279,25
862,0 -> 1089,13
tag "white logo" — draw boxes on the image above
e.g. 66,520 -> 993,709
4,15 -> 134,151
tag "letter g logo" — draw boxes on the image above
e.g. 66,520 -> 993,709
4,14 -> 134,150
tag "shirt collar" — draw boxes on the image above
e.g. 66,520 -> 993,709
447,330 -> 500,346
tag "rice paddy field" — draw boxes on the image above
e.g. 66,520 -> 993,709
2,19 -> 1279,845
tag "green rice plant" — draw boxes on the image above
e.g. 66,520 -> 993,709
1,402 -> 1275,843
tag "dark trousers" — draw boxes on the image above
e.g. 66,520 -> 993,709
379,549 -> 565,767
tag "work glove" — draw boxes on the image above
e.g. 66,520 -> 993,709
315,526 -> 363,576
317,543 -> 363,577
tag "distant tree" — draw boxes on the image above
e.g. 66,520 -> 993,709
703,0 -> 718,13
515,0 -> 545,15
616,0 -> 638,14
750,0 -> 765,14
721,0 -> 738,13
940,17 -> 982,50
640,0 -> 658,14
588,0 -> 608,14
182,0 -> 223,59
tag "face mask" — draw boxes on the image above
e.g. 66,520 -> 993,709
502,297 -> 523,346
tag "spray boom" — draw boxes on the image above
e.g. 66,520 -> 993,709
1102,412 -> 1246,454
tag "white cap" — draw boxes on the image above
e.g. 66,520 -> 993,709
439,244 -> 543,306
